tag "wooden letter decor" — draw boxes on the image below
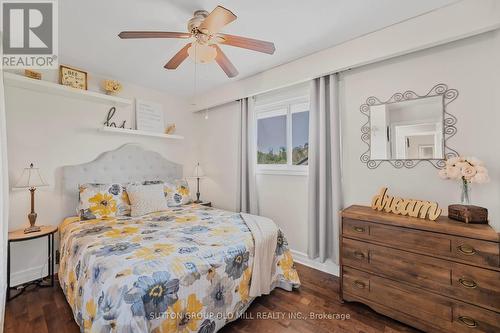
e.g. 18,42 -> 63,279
371,187 -> 442,221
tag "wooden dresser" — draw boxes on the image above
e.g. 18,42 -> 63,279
340,205 -> 500,333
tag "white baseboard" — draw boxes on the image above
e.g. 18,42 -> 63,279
290,249 -> 339,276
10,264 -> 48,287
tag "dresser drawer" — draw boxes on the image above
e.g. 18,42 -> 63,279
342,238 -> 500,311
342,267 -> 500,333
452,304 -> 500,333
343,266 -> 452,331
342,218 -> 500,269
451,265 -> 500,312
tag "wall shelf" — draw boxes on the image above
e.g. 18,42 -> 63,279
99,126 -> 184,140
3,72 -> 133,106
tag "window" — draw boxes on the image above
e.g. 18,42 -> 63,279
256,97 -> 309,174
257,111 -> 287,164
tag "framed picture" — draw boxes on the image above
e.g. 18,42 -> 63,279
136,99 -> 164,133
59,65 -> 88,90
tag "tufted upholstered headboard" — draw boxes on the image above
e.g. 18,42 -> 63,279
62,143 -> 183,213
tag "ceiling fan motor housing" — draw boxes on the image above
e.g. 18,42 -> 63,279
188,10 -> 209,34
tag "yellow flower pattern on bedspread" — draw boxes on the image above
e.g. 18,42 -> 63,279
59,205 -> 300,333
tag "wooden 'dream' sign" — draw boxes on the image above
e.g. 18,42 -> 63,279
371,187 -> 442,221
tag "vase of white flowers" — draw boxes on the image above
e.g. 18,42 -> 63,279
438,157 -> 489,205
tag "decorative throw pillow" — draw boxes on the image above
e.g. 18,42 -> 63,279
78,183 -> 131,220
163,179 -> 191,206
126,183 -> 169,217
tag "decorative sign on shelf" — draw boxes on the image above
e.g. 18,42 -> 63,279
371,187 -> 442,221
59,65 -> 88,90
104,107 -> 127,129
135,99 -> 164,133
24,69 -> 41,80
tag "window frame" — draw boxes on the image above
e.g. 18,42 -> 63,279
255,95 -> 309,176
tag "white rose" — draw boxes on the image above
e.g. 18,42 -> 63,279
475,165 -> 488,174
455,161 -> 468,169
446,166 -> 462,179
461,165 -> 477,180
471,172 -> 490,184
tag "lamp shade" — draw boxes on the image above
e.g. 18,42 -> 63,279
187,42 -> 217,64
13,163 -> 48,188
192,163 -> 205,178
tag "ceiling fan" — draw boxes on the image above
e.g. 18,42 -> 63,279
118,5 -> 276,78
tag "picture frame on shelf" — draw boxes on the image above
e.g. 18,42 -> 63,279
135,99 -> 164,133
59,65 -> 88,90
24,69 -> 41,80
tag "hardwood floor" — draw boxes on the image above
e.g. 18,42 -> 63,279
4,263 -> 420,333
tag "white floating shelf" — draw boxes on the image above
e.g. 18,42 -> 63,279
4,72 -> 133,106
100,126 -> 184,140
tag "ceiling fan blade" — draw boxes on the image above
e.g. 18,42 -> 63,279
118,31 -> 191,39
217,33 -> 275,54
164,43 -> 192,69
199,6 -> 237,34
213,45 -> 238,78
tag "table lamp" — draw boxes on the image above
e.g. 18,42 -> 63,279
13,163 -> 48,233
191,162 -> 205,203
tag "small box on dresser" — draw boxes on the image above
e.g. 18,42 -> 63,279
340,205 -> 500,333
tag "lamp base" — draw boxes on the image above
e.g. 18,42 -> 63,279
25,211 -> 39,233
24,225 -> 41,234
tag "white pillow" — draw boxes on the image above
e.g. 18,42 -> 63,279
126,183 -> 168,217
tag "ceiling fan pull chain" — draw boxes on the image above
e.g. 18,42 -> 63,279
193,44 -> 198,105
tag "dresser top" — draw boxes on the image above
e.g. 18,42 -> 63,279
342,205 -> 499,242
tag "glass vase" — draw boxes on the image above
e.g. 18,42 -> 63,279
460,179 -> 471,205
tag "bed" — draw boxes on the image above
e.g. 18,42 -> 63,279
59,144 -> 300,333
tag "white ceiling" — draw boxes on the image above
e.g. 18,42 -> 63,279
60,0 -> 456,98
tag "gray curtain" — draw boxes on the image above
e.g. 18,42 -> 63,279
238,98 -> 259,214
307,74 -> 342,263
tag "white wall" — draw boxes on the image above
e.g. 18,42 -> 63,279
256,174 -> 308,253
5,71 -> 196,285
193,102 -> 241,212
341,31 -> 500,231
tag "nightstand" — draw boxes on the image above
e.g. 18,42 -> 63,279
7,225 -> 58,301
199,201 -> 212,207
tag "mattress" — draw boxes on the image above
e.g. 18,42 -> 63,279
58,204 -> 300,332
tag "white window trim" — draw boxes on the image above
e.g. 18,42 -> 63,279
255,95 -> 309,176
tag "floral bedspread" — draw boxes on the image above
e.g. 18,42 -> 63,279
59,204 -> 300,333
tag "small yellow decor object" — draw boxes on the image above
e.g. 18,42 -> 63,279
165,123 -> 176,134
371,187 -> 442,221
24,69 -> 41,80
59,65 -> 88,90
102,79 -> 123,95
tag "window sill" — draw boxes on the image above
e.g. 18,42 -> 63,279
256,169 -> 308,177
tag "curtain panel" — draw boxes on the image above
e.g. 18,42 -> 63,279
238,97 -> 259,215
307,74 -> 342,263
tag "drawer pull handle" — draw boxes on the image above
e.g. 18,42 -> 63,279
353,280 -> 366,289
353,226 -> 365,233
458,316 -> 477,328
457,244 -> 476,256
459,277 -> 478,289
353,251 -> 366,260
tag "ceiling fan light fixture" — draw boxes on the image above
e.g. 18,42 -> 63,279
187,42 -> 217,64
